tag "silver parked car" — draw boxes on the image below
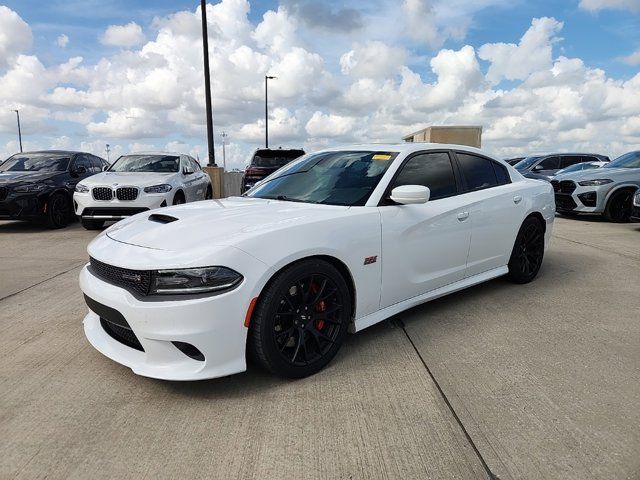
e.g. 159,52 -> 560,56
552,151 -> 640,222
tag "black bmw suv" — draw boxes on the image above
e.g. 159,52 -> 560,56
0,150 -> 108,228
242,148 -> 305,192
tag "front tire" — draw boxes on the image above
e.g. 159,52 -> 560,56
248,259 -> 352,378
604,189 -> 633,223
172,191 -> 185,205
45,193 -> 70,229
81,218 -> 105,230
507,216 -> 545,284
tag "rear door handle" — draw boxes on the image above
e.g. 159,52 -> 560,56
513,195 -> 522,204
457,211 -> 469,221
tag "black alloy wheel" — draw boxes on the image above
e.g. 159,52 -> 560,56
249,259 -> 351,378
604,190 -> 633,223
507,216 -> 545,284
45,193 -> 70,229
173,191 -> 185,205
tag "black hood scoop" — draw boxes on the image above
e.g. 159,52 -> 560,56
148,213 -> 178,224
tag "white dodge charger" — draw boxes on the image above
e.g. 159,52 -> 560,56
80,144 -> 555,380
74,152 -> 212,230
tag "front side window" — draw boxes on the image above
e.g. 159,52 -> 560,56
456,153 -> 499,191
248,151 -> 397,206
561,156 -> 581,168
390,152 -> 457,200
108,155 -> 180,173
0,153 -> 70,172
73,156 -> 91,172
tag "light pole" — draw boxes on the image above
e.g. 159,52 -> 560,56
200,0 -> 217,167
220,131 -> 228,171
265,75 -> 277,148
105,144 -> 111,163
14,110 -> 22,153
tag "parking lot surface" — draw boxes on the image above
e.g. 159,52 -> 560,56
1,217 -> 638,479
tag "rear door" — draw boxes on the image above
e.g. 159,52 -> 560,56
453,151 -> 526,276
379,151 -> 472,307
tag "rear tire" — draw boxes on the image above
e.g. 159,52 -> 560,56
604,189 -> 633,223
248,259 -> 352,378
45,193 -> 70,229
81,218 -> 105,230
507,216 -> 545,284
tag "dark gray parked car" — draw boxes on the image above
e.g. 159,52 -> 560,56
515,153 -> 609,181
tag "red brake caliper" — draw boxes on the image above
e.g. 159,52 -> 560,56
311,283 -> 326,330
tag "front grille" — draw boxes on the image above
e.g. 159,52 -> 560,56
559,181 -> 576,194
116,187 -> 138,201
89,257 -> 151,296
550,180 -> 560,193
100,318 -> 144,351
0,186 -> 7,201
93,187 -> 113,201
555,194 -> 577,211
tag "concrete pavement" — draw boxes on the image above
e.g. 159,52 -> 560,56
0,217 -> 638,479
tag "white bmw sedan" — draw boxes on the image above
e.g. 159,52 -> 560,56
74,152 -> 212,230
80,144 -> 555,380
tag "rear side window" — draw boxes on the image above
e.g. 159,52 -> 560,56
493,162 -> 511,185
456,153 -> 498,191
392,152 -> 457,200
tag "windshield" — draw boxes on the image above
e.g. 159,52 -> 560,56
0,153 -> 70,172
604,151 -> 640,169
251,149 -> 305,168
108,155 -> 180,173
558,163 -> 599,174
247,150 -> 398,206
514,156 -> 543,171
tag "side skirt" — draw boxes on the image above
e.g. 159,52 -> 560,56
352,266 -> 509,333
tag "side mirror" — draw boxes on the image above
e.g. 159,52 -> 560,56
390,185 -> 430,205
533,164 -> 545,172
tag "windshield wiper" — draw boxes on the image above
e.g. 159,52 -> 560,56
262,195 -> 319,204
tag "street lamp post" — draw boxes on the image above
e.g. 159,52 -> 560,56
105,144 -> 111,163
14,110 -> 22,153
200,0 -> 217,166
265,75 -> 277,148
220,131 -> 228,171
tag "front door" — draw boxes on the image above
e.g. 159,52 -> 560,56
379,151 -> 472,308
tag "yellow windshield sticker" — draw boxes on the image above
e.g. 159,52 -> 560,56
372,154 -> 392,161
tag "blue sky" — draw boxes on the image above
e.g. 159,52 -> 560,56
0,0 -> 639,166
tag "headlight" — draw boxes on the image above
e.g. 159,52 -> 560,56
578,179 -> 613,186
150,266 -> 242,295
144,184 -> 172,193
75,183 -> 90,193
14,183 -> 46,193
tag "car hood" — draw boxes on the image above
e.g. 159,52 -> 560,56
106,197 -> 351,252
554,167 -> 639,181
0,170 -> 61,185
81,171 -> 177,187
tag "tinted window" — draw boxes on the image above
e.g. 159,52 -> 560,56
538,156 -> 561,169
392,152 -> 457,200
88,156 -> 102,173
189,157 -> 201,171
561,156 -> 581,168
604,151 -> 640,169
73,155 -> 91,173
493,162 -> 511,185
251,149 -> 305,168
456,153 -> 498,191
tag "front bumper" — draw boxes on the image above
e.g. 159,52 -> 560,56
74,191 -> 169,220
553,181 -> 612,214
79,265 -> 251,380
0,191 -> 44,219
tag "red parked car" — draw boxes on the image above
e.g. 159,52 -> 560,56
242,148 -> 305,192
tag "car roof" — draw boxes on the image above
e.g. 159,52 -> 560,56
18,150 -> 87,155
127,151 -> 185,156
318,143 -> 490,157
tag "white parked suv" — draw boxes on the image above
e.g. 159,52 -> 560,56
74,152 -> 211,230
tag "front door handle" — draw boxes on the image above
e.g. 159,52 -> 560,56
457,211 -> 469,221
513,195 -> 522,204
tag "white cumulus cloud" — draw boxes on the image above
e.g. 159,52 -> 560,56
0,6 -> 32,67
56,34 -> 69,48
579,0 -> 640,12
101,22 -> 145,48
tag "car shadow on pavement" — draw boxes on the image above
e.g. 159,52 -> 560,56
0,219 -> 78,232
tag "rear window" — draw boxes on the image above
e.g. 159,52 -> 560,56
251,149 -> 305,168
